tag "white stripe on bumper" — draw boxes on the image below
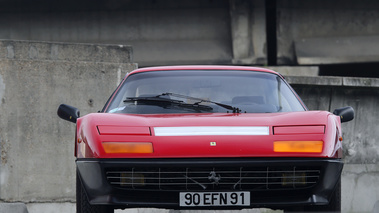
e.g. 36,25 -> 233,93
154,126 -> 269,136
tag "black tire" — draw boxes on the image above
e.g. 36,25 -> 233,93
76,169 -> 114,213
306,176 -> 341,212
284,177 -> 341,213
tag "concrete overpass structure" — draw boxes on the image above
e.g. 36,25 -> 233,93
0,0 -> 378,212
0,0 -> 378,72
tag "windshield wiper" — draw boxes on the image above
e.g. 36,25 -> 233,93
157,93 -> 242,113
123,96 -> 213,112
124,96 -> 182,104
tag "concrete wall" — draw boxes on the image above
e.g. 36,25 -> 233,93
0,40 -> 136,202
1,0 -> 379,67
289,77 -> 379,212
0,41 -> 378,212
277,0 -> 379,65
0,0 -> 268,67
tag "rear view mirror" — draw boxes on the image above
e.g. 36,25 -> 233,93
57,104 -> 80,123
333,106 -> 354,123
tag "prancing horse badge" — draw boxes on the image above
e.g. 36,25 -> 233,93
210,142 -> 216,146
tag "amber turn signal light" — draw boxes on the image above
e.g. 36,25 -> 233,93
102,142 -> 153,154
274,141 -> 323,153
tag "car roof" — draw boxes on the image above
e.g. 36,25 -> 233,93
126,65 -> 281,77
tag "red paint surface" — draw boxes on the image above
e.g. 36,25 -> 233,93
97,126 -> 151,135
76,111 -> 341,159
273,125 -> 325,135
75,66 -> 342,160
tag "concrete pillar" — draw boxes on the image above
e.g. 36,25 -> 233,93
230,0 -> 267,64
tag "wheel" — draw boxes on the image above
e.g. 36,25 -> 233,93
284,176 -> 341,213
306,176 -> 341,212
76,169 -> 114,213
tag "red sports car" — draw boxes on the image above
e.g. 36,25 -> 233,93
58,65 -> 354,213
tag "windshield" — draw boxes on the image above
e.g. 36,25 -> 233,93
105,70 -> 305,114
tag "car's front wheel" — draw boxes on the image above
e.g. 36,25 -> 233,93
306,176 -> 341,212
284,177 -> 341,212
76,169 -> 114,213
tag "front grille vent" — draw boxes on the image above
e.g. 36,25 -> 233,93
106,166 -> 320,191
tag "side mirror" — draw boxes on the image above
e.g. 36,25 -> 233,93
57,104 -> 80,123
333,106 -> 354,123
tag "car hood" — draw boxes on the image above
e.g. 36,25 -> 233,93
88,111 -> 330,128
77,111 -> 336,158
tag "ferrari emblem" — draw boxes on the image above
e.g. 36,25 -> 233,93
210,142 -> 216,146
208,171 -> 221,184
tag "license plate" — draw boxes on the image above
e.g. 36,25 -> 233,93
179,192 -> 250,207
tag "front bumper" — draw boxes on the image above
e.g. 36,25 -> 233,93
76,158 -> 343,209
